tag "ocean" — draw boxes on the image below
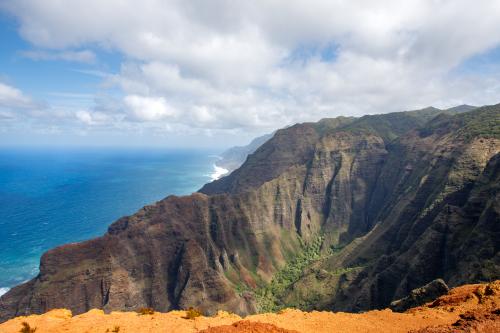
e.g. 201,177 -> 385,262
0,147 -> 223,296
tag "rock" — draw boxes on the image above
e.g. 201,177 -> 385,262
316,269 -> 329,280
390,279 -> 449,312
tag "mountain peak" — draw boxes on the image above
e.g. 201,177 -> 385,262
445,104 -> 478,113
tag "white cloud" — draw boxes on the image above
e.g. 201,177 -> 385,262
0,82 -> 38,109
2,0 -> 500,145
0,110 -> 16,120
76,110 -> 111,125
124,95 -> 177,121
20,49 -> 96,63
76,110 -> 93,124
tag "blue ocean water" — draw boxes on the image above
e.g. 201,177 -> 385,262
0,147 -> 219,295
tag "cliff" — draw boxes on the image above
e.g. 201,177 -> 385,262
0,104 -> 499,322
215,133 -> 273,172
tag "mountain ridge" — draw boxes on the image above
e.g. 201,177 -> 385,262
215,133 -> 274,173
0,104 -> 498,322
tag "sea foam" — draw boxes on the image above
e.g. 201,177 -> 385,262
0,287 -> 9,297
210,164 -> 229,180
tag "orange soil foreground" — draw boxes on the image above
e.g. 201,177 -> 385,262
1,281 -> 498,333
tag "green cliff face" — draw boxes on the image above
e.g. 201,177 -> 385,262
1,104 -> 498,322
272,106 -> 500,312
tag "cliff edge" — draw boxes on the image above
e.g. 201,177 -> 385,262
0,280 -> 498,332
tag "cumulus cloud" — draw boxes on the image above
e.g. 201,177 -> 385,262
2,0 -> 500,144
75,110 -> 112,125
124,95 -> 177,121
0,82 -> 38,109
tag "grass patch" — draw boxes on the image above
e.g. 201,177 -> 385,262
230,235 -> 364,312
183,307 -> 203,319
19,322 -> 36,333
254,236 -> 327,312
136,307 -> 155,315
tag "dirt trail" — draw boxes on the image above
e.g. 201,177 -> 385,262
1,281 -> 498,333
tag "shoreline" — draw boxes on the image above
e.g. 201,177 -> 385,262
0,287 -> 9,297
210,164 -> 229,180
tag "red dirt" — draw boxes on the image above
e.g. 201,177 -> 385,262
408,281 -> 500,333
199,320 -> 299,333
1,280 -> 498,333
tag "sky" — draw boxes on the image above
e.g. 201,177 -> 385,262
1,0 -> 500,148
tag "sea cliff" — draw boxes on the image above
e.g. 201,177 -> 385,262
1,104 -> 499,322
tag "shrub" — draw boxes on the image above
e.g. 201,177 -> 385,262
183,307 -> 202,319
112,326 -> 120,333
255,236 -> 328,312
136,307 -> 155,315
19,322 -> 36,333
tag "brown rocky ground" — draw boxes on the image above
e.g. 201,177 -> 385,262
1,281 -> 498,333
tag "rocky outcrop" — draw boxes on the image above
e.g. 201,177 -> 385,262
390,279 -> 449,312
0,104 -> 499,322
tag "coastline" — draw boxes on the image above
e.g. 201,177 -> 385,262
0,287 -> 9,297
0,148 -> 219,293
210,164 -> 229,180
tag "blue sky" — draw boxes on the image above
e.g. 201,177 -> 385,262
0,14 -> 111,103
1,0 -> 500,148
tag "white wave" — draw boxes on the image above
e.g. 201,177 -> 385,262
210,164 -> 229,180
0,287 -> 9,297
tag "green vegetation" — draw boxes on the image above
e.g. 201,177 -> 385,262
105,326 -> 121,332
324,105 -> 499,143
334,112 -> 428,142
19,322 -> 36,333
458,110 -> 500,140
239,236 -> 365,313
254,236 -> 327,312
136,307 -> 155,315
330,244 -> 346,253
183,307 -> 203,319
420,105 -> 500,141
313,116 -> 355,135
